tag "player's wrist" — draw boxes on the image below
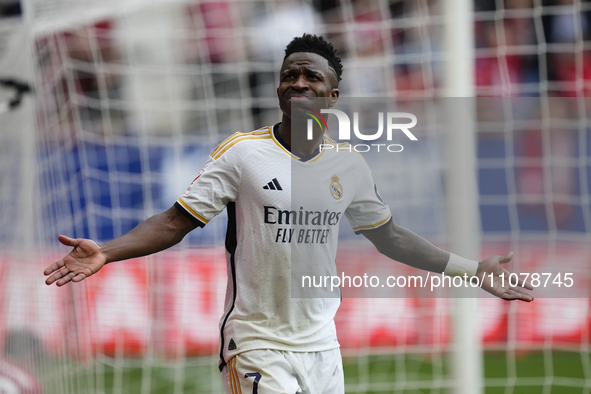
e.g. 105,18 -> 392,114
97,242 -> 111,265
443,253 -> 479,278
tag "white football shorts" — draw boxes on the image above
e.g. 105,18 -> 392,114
221,348 -> 344,394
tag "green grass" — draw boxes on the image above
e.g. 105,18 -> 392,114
342,350 -> 591,393
41,351 -> 591,394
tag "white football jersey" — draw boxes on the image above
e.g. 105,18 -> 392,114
176,124 -> 391,370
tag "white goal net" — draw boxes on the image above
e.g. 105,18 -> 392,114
1,0 -> 591,393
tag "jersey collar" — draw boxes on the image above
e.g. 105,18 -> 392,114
272,123 -> 326,162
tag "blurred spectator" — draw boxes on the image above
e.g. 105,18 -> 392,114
548,51 -> 591,97
63,21 -> 123,134
0,0 -> 20,17
350,0 -> 387,57
544,0 -> 591,96
185,1 -> 250,134
516,98 -> 578,230
391,1 -> 441,97
1,329 -> 45,394
504,0 -> 537,47
390,0 -> 440,96
319,0 -> 391,95
114,5 -> 196,135
248,0 -> 321,62
187,1 -> 240,64
247,0 -> 321,125
548,0 -> 589,44
475,20 -> 527,96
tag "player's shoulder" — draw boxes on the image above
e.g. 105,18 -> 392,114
210,126 -> 273,160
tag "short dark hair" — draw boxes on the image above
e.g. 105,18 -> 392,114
284,33 -> 343,85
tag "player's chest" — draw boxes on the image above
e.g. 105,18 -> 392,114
238,154 -> 354,211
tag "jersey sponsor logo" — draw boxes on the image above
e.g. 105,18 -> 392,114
275,227 -> 330,244
262,178 -> 283,191
330,174 -> 343,200
263,206 -> 341,226
263,205 -> 342,244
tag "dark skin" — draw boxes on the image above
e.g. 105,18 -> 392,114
44,52 -> 534,302
43,206 -> 197,286
276,52 -> 339,157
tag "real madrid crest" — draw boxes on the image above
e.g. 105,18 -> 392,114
330,174 -> 343,200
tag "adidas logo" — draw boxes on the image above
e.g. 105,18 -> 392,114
263,178 -> 283,191
228,338 -> 237,350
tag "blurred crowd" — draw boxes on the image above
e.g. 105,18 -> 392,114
474,0 -> 591,97
27,0 -> 591,137
24,0 -> 591,233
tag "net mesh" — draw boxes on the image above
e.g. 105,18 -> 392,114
1,0 -> 591,393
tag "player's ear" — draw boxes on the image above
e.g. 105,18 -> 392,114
329,88 -> 339,108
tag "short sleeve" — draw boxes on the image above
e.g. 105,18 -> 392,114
176,148 -> 242,227
345,158 -> 392,234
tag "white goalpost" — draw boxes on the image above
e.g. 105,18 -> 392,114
442,0 -> 482,393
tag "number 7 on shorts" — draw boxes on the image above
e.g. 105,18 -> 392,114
244,372 -> 262,394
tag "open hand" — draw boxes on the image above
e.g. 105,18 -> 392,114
44,235 -> 107,286
476,252 -> 534,302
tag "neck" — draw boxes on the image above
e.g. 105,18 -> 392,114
278,114 -> 324,157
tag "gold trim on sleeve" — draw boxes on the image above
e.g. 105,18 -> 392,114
176,198 -> 209,224
351,213 -> 392,232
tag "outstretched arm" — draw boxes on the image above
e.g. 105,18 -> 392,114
362,220 -> 534,302
44,205 -> 197,286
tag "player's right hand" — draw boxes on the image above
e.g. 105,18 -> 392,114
44,235 -> 107,286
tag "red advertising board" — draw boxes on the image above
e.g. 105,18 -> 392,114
1,242 -> 590,358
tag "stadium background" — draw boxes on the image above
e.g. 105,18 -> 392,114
1,0 -> 591,393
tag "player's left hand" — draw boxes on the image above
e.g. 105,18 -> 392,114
475,252 -> 534,302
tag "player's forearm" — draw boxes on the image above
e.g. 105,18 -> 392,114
366,221 -> 450,273
99,207 -> 193,264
